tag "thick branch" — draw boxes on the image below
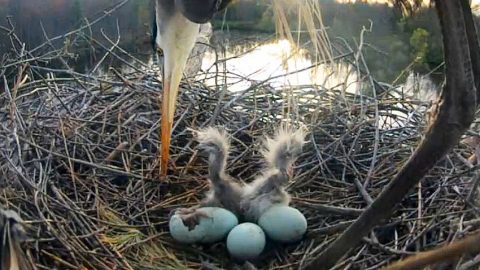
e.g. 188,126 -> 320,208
303,1 -> 477,269
460,0 -> 480,96
383,230 -> 480,270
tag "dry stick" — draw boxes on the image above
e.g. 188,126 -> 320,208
9,135 -> 143,179
90,26 -> 122,75
99,28 -> 150,70
104,142 -> 130,164
467,172 -> 480,203
293,200 -> 363,217
304,1 -> 478,269
459,253 -> 480,270
29,0 -> 130,55
358,25 -> 381,192
383,230 -> 480,270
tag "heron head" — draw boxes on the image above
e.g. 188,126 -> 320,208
175,0 -> 234,24
154,4 -> 200,176
153,0 -> 234,176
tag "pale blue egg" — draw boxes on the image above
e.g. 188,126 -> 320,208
199,207 -> 239,243
169,207 -> 238,244
169,214 -> 206,244
227,223 -> 266,260
258,205 -> 307,243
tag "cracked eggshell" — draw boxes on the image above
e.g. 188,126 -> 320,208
169,207 -> 238,244
169,214 -> 206,244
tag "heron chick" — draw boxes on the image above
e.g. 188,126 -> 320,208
172,126 -> 306,227
0,208 -> 30,270
241,127 -> 306,222
170,127 -> 244,227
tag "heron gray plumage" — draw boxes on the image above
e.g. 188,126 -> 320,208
153,0 -> 233,176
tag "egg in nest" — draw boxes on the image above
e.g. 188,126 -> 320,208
169,207 -> 238,244
258,205 -> 307,243
226,222 -> 266,260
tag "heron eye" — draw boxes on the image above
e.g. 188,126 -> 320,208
156,48 -> 164,56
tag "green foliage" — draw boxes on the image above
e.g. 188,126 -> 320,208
317,3 -> 445,82
409,28 -> 429,71
212,0 -> 274,32
257,7 -> 275,32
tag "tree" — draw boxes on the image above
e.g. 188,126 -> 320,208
409,27 -> 429,70
390,0 -> 425,15
304,1 -> 480,269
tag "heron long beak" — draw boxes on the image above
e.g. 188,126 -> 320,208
160,60 -> 183,176
158,18 -> 199,176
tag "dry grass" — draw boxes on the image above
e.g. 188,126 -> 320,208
273,0 -> 332,59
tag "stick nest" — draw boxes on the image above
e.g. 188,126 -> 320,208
1,33 -> 480,270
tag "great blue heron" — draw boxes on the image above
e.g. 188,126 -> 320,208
153,0 -> 233,176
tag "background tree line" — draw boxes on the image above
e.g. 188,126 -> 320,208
0,0 -> 477,82
215,0 -> 447,83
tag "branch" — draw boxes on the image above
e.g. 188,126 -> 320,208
303,1 -> 477,269
383,230 -> 480,270
460,0 -> 480,96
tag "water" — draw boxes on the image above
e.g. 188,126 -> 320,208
194,35 -> 439,131
0,0 -> 437,100
100,29 -> 437,131
1,3 -> 438,131
200,39 -> 360,93
117,30 -> 362,94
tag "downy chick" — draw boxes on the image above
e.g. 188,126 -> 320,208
171,127 -> 244,229
240,127 -> 306,222
173,126 -> 306,227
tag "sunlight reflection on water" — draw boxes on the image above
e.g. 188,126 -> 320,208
200,39 -> 360,93
197,38 -> 436,129
134,36 -> 436,130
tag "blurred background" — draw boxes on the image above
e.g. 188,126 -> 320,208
1,0 -> 480,87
